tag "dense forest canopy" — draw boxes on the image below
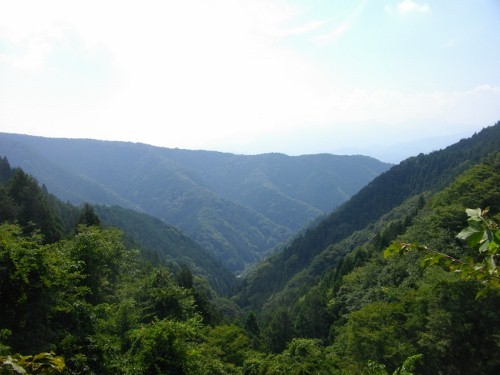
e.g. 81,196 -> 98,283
0,122 -> 499,374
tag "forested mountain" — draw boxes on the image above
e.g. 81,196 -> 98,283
237,123 -> 500,309
92,205 -> 235,295
0,133 -> 391,272
1,123 -> 499,374
0,159 -> 242,373
261,152 -> 499,373
231,123 -> 500,373
0,157 -> 234,295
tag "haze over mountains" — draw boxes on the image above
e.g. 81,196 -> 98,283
0,133 -> 391,272
212,123 -> 476,164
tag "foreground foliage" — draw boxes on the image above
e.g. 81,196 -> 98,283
385,207 -> 499,297
0,352 -> 65,374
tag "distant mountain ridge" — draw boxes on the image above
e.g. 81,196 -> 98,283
0,133 -> 392,271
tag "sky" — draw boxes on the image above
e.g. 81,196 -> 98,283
1,0 -> 499,162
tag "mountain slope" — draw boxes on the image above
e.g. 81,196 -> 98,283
0,155 -> 235,294
276,154 -> 500,372
238,122 -> 500,307
0,134 -> 391,271
93,205 -> 235,295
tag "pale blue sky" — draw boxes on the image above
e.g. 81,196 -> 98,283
1,0 -> 499,161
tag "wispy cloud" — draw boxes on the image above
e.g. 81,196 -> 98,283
386,0 -> 430,15
313,20 -> 351,45
269,19 -> 327,38
11,37 -> 54,70
1,26 -> 64,71
313,1 -> 365,45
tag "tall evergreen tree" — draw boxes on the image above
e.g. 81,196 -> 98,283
77,203 -> 101,227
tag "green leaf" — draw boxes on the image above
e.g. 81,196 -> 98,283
478,239 -> 489,253
394,354 -> 423,375
488,240 -> 499,254
2,357 -> 27,374
383,243 -> 403,259
486,255 -> 497,273
465,208 -> 478,218
456,226 -> 480,241
465,208 -> 482,220
475,287 -> 490,300
421,253 -> 444,268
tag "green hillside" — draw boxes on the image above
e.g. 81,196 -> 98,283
0,134 -> 391,271
0,161 -> 236,373
237,123 -> 500,308
1,123 -> 499,374
254,152 -> 499,373
0,156 -> 235,295
93,205 -> 235,295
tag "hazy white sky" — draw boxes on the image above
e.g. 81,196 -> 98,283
1,0 -> 499,161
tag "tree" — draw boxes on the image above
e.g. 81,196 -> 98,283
0,186 -> 18,223
0,224 -> 49,353
69,226 -> 127,304
244,312 -> 260,338
337,301 -> 415,373
137,268 -> 196,323
7,169 -> 62,243
201,325 -> 250,367
77,203 -> 101,227
263,308 -> 294,353
127,318 -> 202,374
177,264 -> 194,290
